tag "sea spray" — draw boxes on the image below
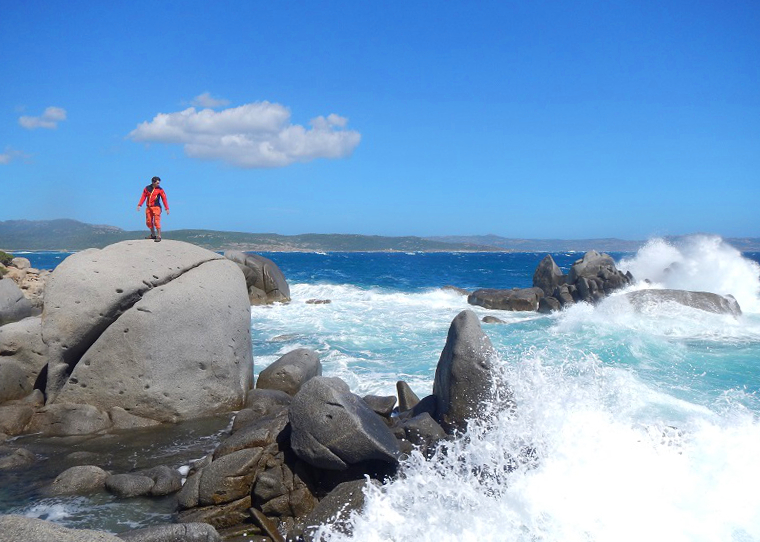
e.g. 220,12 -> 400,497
618,236 -> 760,313
312,343 -> 760,542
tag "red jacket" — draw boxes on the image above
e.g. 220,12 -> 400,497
138,185 -> 169,211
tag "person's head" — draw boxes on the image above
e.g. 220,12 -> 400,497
151,176 -> 161,186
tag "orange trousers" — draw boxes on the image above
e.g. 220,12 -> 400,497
145,206 -> 162,229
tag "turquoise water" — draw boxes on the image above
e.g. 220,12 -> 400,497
9,236 -> 760,541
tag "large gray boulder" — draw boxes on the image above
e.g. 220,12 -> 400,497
256,348 -> 322,396
289,376 -> 401,470
433,310 -> 510,434
0,515 -> 122,542
224,250 -> 290,305
40,240 -> 253,423
625,289 -> 742,317
468,287 -> 544,311
0,278 -> 33,326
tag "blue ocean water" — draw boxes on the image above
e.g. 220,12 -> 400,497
11,236 -> 760,541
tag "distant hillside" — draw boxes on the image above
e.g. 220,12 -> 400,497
426,234 -> 760,253
0,220 -> 498,252
426,235 -> 645,252
3,220 -> 758,253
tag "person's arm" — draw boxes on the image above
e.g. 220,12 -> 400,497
161,189 -> 169,214
137,188 -> 148,211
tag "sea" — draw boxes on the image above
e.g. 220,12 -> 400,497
3,234 -> 760,542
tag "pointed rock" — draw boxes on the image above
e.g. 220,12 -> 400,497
433,310 -> 511,434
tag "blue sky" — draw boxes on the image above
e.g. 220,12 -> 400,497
1,1 -> 758,239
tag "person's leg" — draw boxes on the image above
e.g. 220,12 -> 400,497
154,209 -> 162,241
145,208 -> 155,238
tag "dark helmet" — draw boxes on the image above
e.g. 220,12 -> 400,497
151,176 -> 161,183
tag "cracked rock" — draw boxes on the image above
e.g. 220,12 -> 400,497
39,240 -> 253,424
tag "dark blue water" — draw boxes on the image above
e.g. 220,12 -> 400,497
19,250 -> 760,292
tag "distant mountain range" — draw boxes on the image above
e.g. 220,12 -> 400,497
2,219 -> 759,253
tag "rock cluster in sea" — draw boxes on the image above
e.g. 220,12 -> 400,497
172,308 -> 508,540
468,250 -> 635,312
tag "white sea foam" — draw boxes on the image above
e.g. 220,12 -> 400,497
313,349 -> 760,542
618,236 -> 760,313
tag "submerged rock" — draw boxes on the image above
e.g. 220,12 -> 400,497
625,289 -> 742,316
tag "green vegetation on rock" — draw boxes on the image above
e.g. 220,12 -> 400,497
0,250 -> 14,266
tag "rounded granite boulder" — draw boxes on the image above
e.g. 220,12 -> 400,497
39,240 -> 253,423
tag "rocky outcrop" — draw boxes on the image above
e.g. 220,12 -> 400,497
223,250 -> 290,305
433,309 -> 511,434
36,240 -> 253,423
173,310 -> 510,538
625,289 -> 742,316
468,287 -> 544,311
530,251 -> 634,312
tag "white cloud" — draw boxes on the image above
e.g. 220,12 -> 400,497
0,148 -> 31,164
128,101 -> 361,168
18,106 -> 67,129
191,92 -> 231,108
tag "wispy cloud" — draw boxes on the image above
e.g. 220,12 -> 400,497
0,147 -> 31,165
128,101 -> 361,168
191,92 -> 230,108
18,106 -> 67,129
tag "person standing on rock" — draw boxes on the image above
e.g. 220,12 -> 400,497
137,176 -> 169,242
